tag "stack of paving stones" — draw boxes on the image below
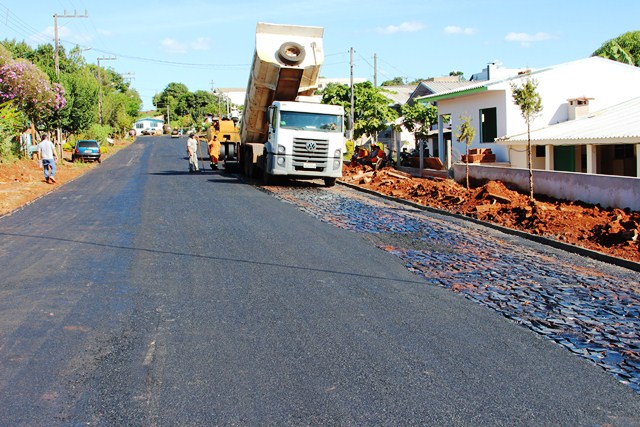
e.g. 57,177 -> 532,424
266,185 -> 640,393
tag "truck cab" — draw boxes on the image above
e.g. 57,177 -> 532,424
264,100 -> 344,186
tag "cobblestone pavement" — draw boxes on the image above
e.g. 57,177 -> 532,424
264,184 -> 640,393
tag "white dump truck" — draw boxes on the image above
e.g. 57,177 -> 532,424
238,22 -> 344,186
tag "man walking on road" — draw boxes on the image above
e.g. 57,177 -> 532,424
37,132 -> 58,183
187,132 -> 199,173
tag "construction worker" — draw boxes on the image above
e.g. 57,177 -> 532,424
350,145 -> 369,167
187,132 -> 199,172
208,135 -> 221,170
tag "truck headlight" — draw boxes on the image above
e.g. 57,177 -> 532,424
334,149 -> 341,157
334,159 -> 341,169
278,145 -> 286,154
277,157 -> 285,166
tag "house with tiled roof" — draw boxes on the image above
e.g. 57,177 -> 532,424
416,57 -> 640,178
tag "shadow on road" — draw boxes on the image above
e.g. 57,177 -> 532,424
0,231 -> 424,285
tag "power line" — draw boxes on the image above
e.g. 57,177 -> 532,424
52,39 -> 250,69
0,2 -> 52,45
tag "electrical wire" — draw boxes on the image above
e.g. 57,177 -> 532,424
0,2 -> 53,45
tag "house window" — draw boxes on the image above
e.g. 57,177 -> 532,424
614,144 -> 634,159
480,107 -> 497,143
535,146 -> 546,157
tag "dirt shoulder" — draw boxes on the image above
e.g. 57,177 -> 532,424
0,141 -> 130,217
341,165 -> 640,264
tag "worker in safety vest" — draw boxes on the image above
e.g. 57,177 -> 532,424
208,135 -> 221,170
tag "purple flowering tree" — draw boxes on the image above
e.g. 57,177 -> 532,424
0,57 -> 67,127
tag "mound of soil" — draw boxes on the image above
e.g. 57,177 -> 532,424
341,164 -> 640,264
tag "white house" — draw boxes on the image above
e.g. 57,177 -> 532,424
416,57 -> 640,177
498,96 -> 640,177
133,117 -> 164,135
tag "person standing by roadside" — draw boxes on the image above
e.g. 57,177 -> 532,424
207,135 -> 220,170
37,132 -> 58,183
187,132 -> 199,173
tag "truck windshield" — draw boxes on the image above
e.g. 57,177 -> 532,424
279,111 -> 343,133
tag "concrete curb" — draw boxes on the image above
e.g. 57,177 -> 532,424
338,180 -> 640,273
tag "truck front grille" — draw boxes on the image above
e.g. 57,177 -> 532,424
292,138 -> 330,171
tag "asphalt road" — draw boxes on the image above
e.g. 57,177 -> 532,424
0,135 -> 639,426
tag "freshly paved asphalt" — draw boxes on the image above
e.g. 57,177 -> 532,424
0,136 -> 639,425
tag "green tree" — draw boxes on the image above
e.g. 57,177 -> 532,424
2,38 -> 140,138
0,101 -> 23,160
57,67 -> 99,134
454,114 -> 477,192
593,31 -> 640,66
322,81 -> 398,139
381,76 -> 406,86
103,91 -> 134,135
400,101 -> 438,152
511,76 -> 543,201
0,39 -> 32,62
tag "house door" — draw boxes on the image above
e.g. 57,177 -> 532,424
554,146 -> 575,172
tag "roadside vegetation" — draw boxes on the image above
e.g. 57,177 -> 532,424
0,40 -> 141,162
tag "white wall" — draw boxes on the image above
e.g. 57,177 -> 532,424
452,163 -> 640,210
440,90 -> 509,162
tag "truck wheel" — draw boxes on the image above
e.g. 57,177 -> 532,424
278,42 -> 305,65
262,153 -> 271,185
242,147 -> 251,176
324,177 -> 337,187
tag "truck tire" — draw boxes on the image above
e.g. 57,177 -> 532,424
278,42 -> 305,66
262,151 -> 272,185
324,177 -> 337,187
242,146 -> 251,176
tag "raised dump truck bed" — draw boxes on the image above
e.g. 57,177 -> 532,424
240,22 -> 324,146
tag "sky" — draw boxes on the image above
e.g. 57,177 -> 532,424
1,0 -> 639,111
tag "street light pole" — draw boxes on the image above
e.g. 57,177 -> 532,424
97,56 -> 116,126
349,47 -> 355,141
53,9 -> 88,157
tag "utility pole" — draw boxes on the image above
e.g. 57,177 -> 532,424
349,47 -> 355,141
122,72 -> 135,84
53,10 -> 88,76
373,53 -> 377,87
97,56 -> 116,125
53,9 -> 87,157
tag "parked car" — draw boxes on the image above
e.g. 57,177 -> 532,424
142,127 -> 159,135
72,139 -> 101,163
171,129 -> 180,138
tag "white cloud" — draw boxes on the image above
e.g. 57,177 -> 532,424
161,38 -> 187,53
190,37 -> 211,51
505,32 -> 554,47
444,26 -> 476,36
377,22 -> 425,35
161,37 -> 211,53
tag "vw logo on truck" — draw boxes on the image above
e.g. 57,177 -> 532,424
305,141 -> 317,151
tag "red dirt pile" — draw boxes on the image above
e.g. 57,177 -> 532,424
341,164 -> 640,264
